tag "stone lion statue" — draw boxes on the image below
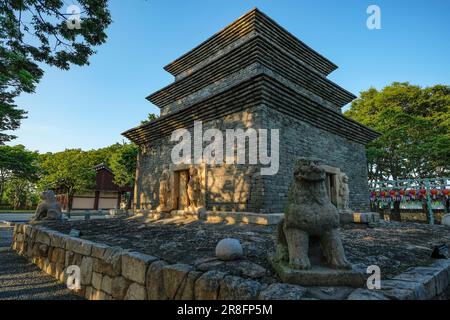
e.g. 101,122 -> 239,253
276,158 -> 351,270
33,190 -> 62,221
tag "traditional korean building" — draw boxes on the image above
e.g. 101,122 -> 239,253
123,8 -> 380,215
56,164 -> 132,212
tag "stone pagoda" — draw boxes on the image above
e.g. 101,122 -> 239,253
123,8 -> 380,219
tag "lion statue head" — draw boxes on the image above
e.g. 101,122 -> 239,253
40,190 -> 57,202
293,157 -> 326,182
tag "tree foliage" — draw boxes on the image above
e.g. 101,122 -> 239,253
0,0 -> 111,143
38,149 -> 96,210
0,144 -> 38,204
109,143 -> 138,188
345,82 -> 450,183
36,143 -> 137,210
0,142 -> 138,210
3,177 -> 39,209
141,113 -> 159,125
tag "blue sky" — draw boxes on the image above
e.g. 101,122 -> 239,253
8,0 -> 450,152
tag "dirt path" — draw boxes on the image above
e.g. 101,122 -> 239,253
0,223 -> 83,300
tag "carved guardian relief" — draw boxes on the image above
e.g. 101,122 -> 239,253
156,163 -> 207,217
337,173 -> 350,212
157,169 -> 171,212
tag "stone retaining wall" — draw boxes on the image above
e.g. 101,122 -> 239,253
11,223 -> 450,300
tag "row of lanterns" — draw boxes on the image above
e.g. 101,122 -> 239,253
370,189 -> 449,202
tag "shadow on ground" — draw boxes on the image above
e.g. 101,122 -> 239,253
0,224 -> 83,300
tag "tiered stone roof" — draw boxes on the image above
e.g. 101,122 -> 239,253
123,8 -> 380,145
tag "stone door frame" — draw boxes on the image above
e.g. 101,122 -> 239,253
168,163 -> 207,213
321,164 -> 343,209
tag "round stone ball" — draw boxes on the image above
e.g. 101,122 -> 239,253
215,238 -> 244,261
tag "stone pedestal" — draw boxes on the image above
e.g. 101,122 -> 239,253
269,254 -> 365,288
339,210 -> 355,224
340,211 -> 380,224
441,213 -> 450,226
183,207 -> 207,220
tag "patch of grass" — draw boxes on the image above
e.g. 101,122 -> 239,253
0,210 -> 35,214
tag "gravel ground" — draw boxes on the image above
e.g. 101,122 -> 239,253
38,216 -> 450,282
0,223 -> 83,300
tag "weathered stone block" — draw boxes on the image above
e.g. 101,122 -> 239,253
162,263 -> 194,299
111,276 -> 130,300
102,275 -> 113,295
92,272 -> 103,290
50,232 -> 69,248
91,243 -> 110,259
122,252 -> 158,284
65,238 -> 93,256
50,247 -> 65,264
441,213 -> 450,226
38,244 -> 49,257
381,279 -> 425,300
54,263 -> 64,282
23,224 -> 32,237
101,247 -> 124,276
35,230 -> 51,245
179,271 -> 203,300
218,276 -> 262,300
125,283 -> 147,300
270,258 -> 365,288
26,242 -> 34,258
32,243 -> 40,257
194,271 -> 227,300
259,283 -> 307,300
393,268 -> 437,299
65,251 -> 83,268
15,233 -> 24,243
44,261 -> 55,276
42,258 -> 50,273
30,227 -> 38,241
18,241 -> 27,255
146,260 -> 169,300
85,286 -> 93,300
80,256 -> 94,286
347,289 -> 389,300
14,223 -> 24,234
91,289 -> 107,300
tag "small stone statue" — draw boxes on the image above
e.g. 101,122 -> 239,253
338,173 -> 350,211
276,158 -> 351,270
158,169 -> 171,212
33,190 -> 62,221
187,167 -> 201,210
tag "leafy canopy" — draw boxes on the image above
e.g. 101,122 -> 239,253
0,0 -> 111,143
38,149 -> 96,196
0,144 -> 38,203
345,82 -> 450,183
141,113 -> 159,125
109,143 -> 138,188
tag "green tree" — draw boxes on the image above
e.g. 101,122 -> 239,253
0,0 -> 111,143
110,143 -> 138,210
345,82 -> 450,184
141,113 -> 159,125
109,143 -> 138,188
3,177 -> 38,210
38,149 -> 96,211
0,144 -> 38,204
87,143 -> 122,167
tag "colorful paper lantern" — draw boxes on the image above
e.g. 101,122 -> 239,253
443,189 -> 449,199
430,189 -> 438,200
